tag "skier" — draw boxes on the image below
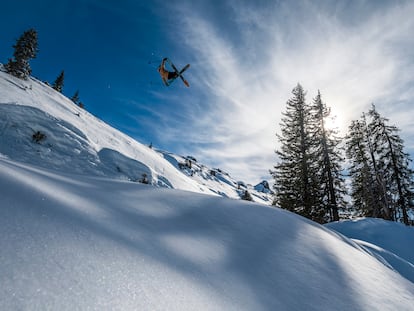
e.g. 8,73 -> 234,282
157,57 -> 190,87
158,58 -> 178,84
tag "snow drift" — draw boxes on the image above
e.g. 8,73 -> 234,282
1,158 -> 414,310
326,218 -> 414,284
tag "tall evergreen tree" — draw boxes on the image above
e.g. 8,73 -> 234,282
271,84 -> 320,221
53,70 -> 65,93
5,28 -> 38,80
368,105 -> 414,225
309,91 -> 347,222
346,106 -> 414,225
346,118 -> 383,217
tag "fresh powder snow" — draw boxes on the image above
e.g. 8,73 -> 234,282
1,66 -> 414,310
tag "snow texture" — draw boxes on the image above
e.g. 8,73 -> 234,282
1,66 -> 414,310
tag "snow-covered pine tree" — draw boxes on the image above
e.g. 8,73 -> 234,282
346,116 -> 388,218
53,70 -> 65,93
368,105 -> 414,225
309,91 -> 347,222
271,84 -> 320,222
5,28 -> 38,80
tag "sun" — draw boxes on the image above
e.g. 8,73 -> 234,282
324,113 -> 345,133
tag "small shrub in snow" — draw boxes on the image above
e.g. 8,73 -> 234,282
241,190 -> 253,201
178,158 -> 193,170
186,156 -> 197,162
32,131 -> 46,143
140,173 -> 149,184
237,181 -> 246,189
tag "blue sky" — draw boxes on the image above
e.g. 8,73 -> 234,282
1,0 -> 414,184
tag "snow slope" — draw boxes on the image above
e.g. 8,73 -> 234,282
326,218 -> 414,284
0,66 -> 272,203
2,64 -> 414,310
1,157 -> 414,310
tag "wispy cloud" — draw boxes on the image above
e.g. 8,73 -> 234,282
158,0 -> 414,183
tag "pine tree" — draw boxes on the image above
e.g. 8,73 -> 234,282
271,84 -> 320,221
346,118 -> 382,217
368,105 -> 414,225
346,106 -> 414,225
53,70 -> 65,93
70,90 -> 80,104
309,91 -> 347,222
5,28 -> 38,80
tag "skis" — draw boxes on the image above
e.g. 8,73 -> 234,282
172,63 -> 190,87
166,59 -> 190,87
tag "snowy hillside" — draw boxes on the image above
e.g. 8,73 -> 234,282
326,218 -> 414,284
1,157 -> 414,310
0,66 -> 272,204
2,65 -> 414,310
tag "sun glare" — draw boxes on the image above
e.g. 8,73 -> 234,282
324,114 -> 345,133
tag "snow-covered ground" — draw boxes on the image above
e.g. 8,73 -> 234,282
1,66 -> 414,310
1,158 -> 414,310
326,218 -> 414,284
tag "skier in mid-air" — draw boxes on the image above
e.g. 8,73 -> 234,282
158,58 -> 178,82
158,57 -> 190,87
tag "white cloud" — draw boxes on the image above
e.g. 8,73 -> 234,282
162,0 -> 414,183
